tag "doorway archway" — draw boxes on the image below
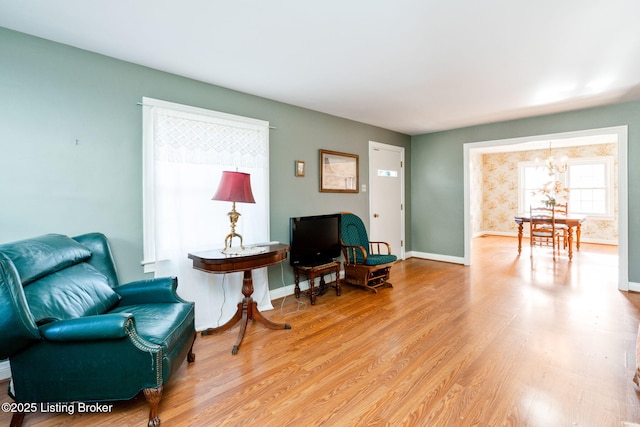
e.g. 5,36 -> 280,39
463,126 -> 629,291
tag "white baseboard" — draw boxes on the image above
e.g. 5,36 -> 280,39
270,282 -> 305,300
405,251 -> 465,265
0,360 -> 10,381
269,270 -> 343,301
629,281 -> 640,292
476,231 -> 513,238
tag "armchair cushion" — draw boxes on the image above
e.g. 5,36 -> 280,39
24,263 -> 120,324
342,223 -> 370,257
115,277 -> 185,305
365,254 -> 398,266
72,232 -> 119,287
0,234 -> 91,285
109,303 -> 195,355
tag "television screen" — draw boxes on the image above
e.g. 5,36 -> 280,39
289,214 -> 342,266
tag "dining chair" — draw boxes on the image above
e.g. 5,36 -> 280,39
552,203 -> 569,248
530,206 -> 563,260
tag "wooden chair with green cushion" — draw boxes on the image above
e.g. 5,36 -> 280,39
340,213 -> 397,293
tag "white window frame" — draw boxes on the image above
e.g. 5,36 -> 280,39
518,161 -> 551,212
566,156 -> 614,220
518,156 -> 614,220
141,97 -> 270,272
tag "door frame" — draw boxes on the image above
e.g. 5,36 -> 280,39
463,125 -> 629,291
369,141 -> 406,260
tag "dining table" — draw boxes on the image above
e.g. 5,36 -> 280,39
514,213 -> 587,260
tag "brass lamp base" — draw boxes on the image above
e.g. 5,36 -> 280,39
223,202 -> 244,251
223,232 -> 244,253
219,201 -> 266,255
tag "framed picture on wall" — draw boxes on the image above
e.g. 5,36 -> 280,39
295,160 -> 305,177
320,149 -> 359,193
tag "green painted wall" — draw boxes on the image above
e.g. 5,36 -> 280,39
411,100 -> 640,282
0,27 -> 411,289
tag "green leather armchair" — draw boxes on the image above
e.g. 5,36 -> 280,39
0,233 -> 196,427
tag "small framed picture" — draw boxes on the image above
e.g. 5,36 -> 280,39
295,160 -> 305,177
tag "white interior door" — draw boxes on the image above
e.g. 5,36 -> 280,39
369,141 -> 405,259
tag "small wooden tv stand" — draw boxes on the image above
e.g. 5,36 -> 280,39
293,261 -> 341,305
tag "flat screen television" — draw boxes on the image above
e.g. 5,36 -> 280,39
289,213 -> 342,267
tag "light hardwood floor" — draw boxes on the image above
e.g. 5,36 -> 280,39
2,236 -> 640,426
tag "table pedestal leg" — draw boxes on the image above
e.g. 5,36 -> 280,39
202,269 -> 291,354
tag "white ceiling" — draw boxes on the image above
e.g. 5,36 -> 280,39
2,1 -> 640,135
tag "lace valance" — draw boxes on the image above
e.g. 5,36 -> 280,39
151,106 -> 268,169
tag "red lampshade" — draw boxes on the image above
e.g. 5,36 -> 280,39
212,171 -> 256,203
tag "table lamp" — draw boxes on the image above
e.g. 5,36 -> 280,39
212,171 -> 255,253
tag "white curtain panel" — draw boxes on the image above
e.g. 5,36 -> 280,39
143,98 -> 272,331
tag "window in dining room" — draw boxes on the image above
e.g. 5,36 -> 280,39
519,156 -> 613,219
567,157 -> 614,218
519,162 -> 551,210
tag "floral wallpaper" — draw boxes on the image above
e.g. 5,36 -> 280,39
471,143 -> 618,244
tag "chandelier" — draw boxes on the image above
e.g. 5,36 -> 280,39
543,142 -> 567,176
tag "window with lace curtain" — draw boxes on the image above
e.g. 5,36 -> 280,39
141,97 -> 272,331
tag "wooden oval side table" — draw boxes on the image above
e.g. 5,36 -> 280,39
188,243 -> 291,355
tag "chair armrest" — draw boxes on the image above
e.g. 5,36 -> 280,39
115,277 -> 185,305
369,241 -> 392,255
0,255 -> 41,358
342,244 -> 368,264
40,313 -> 133,341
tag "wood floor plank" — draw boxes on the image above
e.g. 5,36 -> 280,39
1,236 -> 639,426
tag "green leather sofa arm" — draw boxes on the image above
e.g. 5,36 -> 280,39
39,313 -> 134,341
0,255 -> 41,359
115,277 -> 186,305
